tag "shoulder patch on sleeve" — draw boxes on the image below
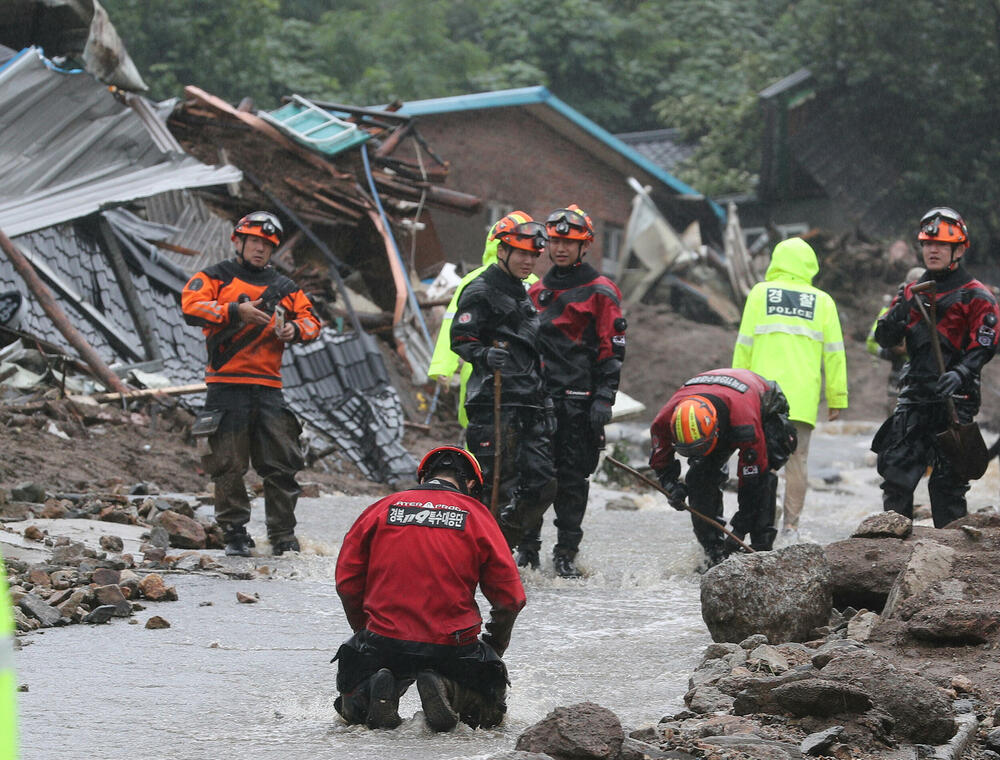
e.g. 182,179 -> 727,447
187,277 -> 204,291
457,312 -> 472,324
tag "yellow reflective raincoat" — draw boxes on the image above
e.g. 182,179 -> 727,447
732,237 -> 847,425
0,553 -> 18,759
427,233 -> 538,427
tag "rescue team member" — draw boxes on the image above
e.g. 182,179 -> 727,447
428,221 -> 539,428
650,369 -> 797,569
872,207 -> 1000,527
516,205 -> 626,578
182,212 -> 321,557
334,446 -> 525,731
732,237 -> 847,543
866,266 -> 924,415
451,212 -> 557,550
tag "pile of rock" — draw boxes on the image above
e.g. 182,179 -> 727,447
1,480 -> 236,632
484,510 -> 1000,760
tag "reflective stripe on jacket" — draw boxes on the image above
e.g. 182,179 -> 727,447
732,238 -> 847,425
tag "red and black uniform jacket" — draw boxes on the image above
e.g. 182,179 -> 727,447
649,369 -> 773,491
335,481 -> 526,652
451,264 -> 546,408
875,265 -> 999,407
528,263 -> 626,406
181,259 -> 321,387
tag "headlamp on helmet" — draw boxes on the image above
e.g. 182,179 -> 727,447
546,204 -> 594,242
490,211 -> 548,256
232,211 -> 283,247
917,207 -> 968,248
669,395 -> 719,458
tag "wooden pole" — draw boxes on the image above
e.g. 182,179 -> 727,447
0,226 -> 130,394
604,455 -> 755,554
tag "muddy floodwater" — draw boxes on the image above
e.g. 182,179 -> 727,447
16,422 -> 1000,760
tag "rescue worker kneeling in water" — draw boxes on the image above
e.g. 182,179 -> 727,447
333,447 -> 526,731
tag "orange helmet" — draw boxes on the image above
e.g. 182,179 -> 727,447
918,207 -> 968,248
546,204 -> 594,242
232,211 -> 283,247
417,446 -> 484,490
490,211 -> 548,255
670,395 -> 719,457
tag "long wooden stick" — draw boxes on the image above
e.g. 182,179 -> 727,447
604,455 -> 755,554
0,226 -> 129,394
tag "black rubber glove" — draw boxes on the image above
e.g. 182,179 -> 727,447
485,347 -> 510,371
544,398 -> 557,435
590,399 -> 613,431
659,476 -> 688,510
936,370 -> 963,397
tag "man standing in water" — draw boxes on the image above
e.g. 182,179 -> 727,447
872,207 -> 999,527
518,205 -> 626,578
334,446 -> 525,731
451,212 -> 556,550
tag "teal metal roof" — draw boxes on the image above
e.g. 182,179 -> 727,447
395,86 -> 723,219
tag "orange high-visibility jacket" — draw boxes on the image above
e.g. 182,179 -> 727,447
182,259 -> 321,387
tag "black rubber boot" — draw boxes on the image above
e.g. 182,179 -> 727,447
553,552 -> 582,579
223,528 -> 255,557
365,668 -> 402,729
271,536 -> 301,555
515,547 -> 540,569
416,671 -> 459,732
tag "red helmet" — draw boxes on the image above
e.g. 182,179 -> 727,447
417,446 -> 484,488
490,211 -> 548,255
232,211 -> 283,247
546,204 -> 594,242
918,207 -> 968,248
670,395 -> 719,457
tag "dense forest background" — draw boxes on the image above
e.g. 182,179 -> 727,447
103,0 -> 1000,253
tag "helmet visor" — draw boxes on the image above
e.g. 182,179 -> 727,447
502,221 -> 548,255
918,208 -> 967,244
546,208 -> 590,238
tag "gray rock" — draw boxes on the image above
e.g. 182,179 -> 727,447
906,604 -> 999,645
747,644 -> 789,674
824,537 -> 910,611
82,605 -> 116,624
17,594 -> 63,627
11,482 -> 46,503
698,734 -> 802,759
800,726 -> 843,756
93,584 -> 132,617
50,541 -> 88,565
147,526 -> 170,550
604,496 -> 639,511
739,634 -> 769,649
99,535 -> 124,553
770,678 -> 872,716
845,610 -> 880,642
701,545 -> 832,644
852,512 -> 913,539
516,702 -> 624,759
986,727 -> 1000,752
809,639 -> 866,669
688,658 -> 732,690
818,649 -> 955,744
730,670 -> 818,714
882,540 -> 956,619
619,737 -> 679,759
701,642 -> 737,662
684,686 -> 735,715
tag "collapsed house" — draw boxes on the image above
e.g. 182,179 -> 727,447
0,46 -> 483,483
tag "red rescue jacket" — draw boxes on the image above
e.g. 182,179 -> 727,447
335,483 -> 526,647
181,259 -> 321,387
649,369 -> 772,487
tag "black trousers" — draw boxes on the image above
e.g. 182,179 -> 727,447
201,384 -> 304,541
334,630 -> 508,729
519,399 -> 601,557
873,402 -> 970,528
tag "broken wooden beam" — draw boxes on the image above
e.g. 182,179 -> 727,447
0,226 -> 130,394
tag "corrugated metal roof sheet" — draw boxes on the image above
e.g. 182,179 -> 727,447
616,129 -> 696,173
0,48 -> 240,237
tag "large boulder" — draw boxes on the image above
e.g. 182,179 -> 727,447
823,537 -> 911,612
817,648 -> 955,744
907,603 -> 1000,645
700,544 -> 832,643
515,702 -> 624,760
881,539 -> 956,619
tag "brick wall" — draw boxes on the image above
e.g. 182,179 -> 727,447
407,107 -> 638,276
